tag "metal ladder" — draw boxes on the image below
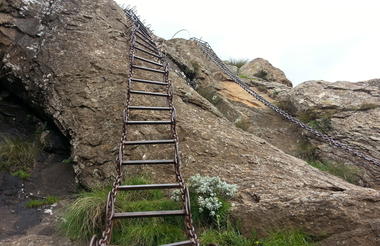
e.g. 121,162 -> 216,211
89,8 -> 198,246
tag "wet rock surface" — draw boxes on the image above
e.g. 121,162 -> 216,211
0,88 -> 76,244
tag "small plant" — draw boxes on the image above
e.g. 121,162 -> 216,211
26,196 -> 59,208
235,117 -> 251,131
254,70 -> 268,80
11,170 -> 31,180
296,139 -> 319,162
239,74 -> 251,79
62,158 -> 73,164
308,161 -> 361,184
225,58 -> 248,69
307,117 -> 332,134
0,136 -> 39,171
197,87 -> 223,106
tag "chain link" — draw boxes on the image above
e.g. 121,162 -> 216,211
190,37 -> 380,168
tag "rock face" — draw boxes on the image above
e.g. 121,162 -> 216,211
1,1 -> 380,245
279,79 -> 380,188
240,58 -> 293,87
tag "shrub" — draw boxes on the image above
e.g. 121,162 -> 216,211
308,161 -> 361,184
172,174 -> 237,228
26,196 -> 59,208
225,59 -> 248,69
0,136 -> 39,171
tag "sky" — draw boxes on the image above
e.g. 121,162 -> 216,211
115,0 -> 380,85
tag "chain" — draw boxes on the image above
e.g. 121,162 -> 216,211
190,37 -> 380,168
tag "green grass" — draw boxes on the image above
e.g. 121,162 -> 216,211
239,74 -> 251,79
261,230 -> 314,246
308,161 -> 361,184
225,59 -> 248,69
60,177 -> 186,245
26,196 -> 59,208
200,228 -> 314,246
61,176 -> 316,245
11,170 -> 31,180
0,136 -> 39,171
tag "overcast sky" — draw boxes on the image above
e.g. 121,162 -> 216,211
115,0 -> 380,85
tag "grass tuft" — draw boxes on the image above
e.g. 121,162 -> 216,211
261,230 -> 313,246
0,136 -> 39,171
26,196 -> 59,208
201,228 -> 256,246
11,170 -> 31,180
60,189 -> 108,240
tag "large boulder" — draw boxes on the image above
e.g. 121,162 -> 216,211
279,80 -> 380,188
1,1 -> 380,245
239,58 -> 293,87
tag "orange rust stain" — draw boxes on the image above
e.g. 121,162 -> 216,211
219,81 -> 273,108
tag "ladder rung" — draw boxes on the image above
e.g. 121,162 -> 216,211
134,55 -> 163,67
130,78 -> 168,86
123,139 -> 176,145
136,40 -> 159,54
113,210 -> 185,219
128,106 -> 172,111
118,183 -> 181,190
122,159 -> 175,165
136,32 -> 156,47
132,65 -> 166,74
130,90 -> 169,97
160,240 -> 195,246
126,120 -> 172,125
135,46 -> 162,59
136,29 -> 151,41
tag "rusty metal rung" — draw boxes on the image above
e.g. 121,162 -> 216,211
126,120 -> 173,125
113,210 -> 185,219
130,90 -> 169,97
136,32 -> 156,47
136,40 -> 159,54
123,139 -> 176,145
134,55 -> 163,67
132,65 -> 165,73
117,183 -> 181,190
122,159 -> 175,165
130,78 -> 168,86
160,240 -> 195,246
135,46 -> 162,58
136,29 -> 152,42
128,106 -> 172,110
